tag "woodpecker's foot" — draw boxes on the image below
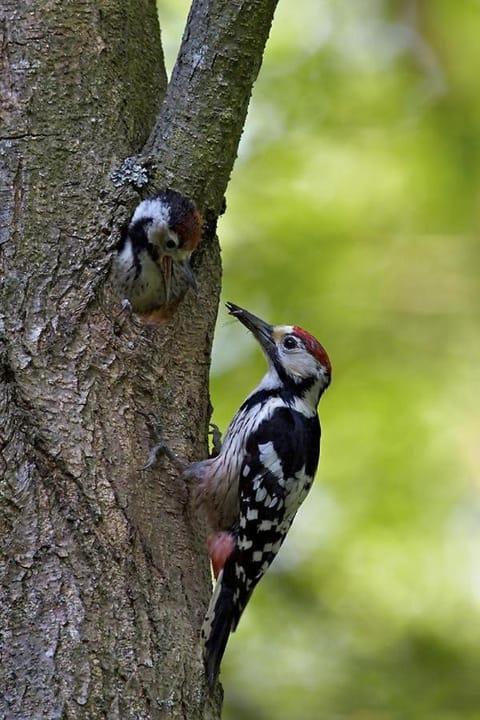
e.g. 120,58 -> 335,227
114,298 -> 136,324
113,299 -> 151,332
208,423 -> 223,458
137,411 -> 186,472
115,298 -> 133,317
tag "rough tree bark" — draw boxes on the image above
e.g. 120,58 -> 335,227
0,1 -> 277,718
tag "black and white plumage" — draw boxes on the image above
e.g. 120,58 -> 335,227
111,188 -> 202,323
183,302 -> 332,686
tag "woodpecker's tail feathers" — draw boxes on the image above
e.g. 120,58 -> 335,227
202,570 -> 235,687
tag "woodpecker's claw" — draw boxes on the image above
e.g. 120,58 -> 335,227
180,259 -> 197,292
113,298 -> 134,320
137,411 -> 186,472
113,298 -> 145,330
120,298 -> 133,313
208,423 -> 223,458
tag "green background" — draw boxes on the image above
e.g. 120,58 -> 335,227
161,2 -> 480,718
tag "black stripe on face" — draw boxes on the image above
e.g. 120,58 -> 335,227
238,377 -> 321,415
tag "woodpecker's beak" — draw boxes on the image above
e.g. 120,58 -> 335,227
179,259 -> 197,292
161,256 -> 173,302
226,302 -> 275,357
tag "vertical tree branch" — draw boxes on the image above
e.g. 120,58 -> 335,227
148,0 -> 278,210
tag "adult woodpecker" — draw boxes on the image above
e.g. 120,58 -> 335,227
183,302 -> 332,686
112,189 -> 202,323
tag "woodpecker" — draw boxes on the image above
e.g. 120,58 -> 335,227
183,302 -> 332,686
112,189 -> 202,323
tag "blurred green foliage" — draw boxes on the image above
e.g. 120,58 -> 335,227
160,1 -> 480,717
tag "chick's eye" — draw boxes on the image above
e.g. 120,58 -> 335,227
165,237 -> 178,250
283,336 -> 298,350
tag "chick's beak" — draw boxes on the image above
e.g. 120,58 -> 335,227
161,256 -> 172,302
226,302 -> 275,358
180,259 -> 197,292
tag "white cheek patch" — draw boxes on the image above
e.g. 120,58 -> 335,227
282,353 -> 320,382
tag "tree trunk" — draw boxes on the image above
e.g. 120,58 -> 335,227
0,0 -> 277,718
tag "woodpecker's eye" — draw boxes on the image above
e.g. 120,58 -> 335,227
283,336 -> 298,350
165,235 -> 178,250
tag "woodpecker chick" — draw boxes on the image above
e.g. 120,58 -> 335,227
112,189 -> 202,323
183,302 -> 332,686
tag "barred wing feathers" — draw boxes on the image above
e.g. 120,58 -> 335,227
202,406 -> 320,685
